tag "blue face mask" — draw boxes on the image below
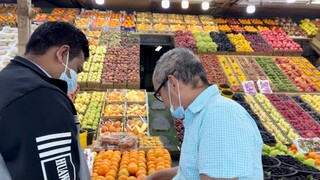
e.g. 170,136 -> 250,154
168,80 -> 185,119
59,52 -> 78,95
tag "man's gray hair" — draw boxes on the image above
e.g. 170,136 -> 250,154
153,48 -> 209,88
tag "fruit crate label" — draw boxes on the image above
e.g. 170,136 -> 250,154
242,81 -> 257,95
257,79 -> 273,94
84,149 -> 94,173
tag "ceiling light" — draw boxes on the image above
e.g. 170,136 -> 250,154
162,0 -> 170,9
155,46 -> 162,52
181,0 -> 189,9
95,0 -> 104,5
287,0 -> 296,3
246,4 -> 256,14
311,0 -> 320,4
202,1 -> 209,10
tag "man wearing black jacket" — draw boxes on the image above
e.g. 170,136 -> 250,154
0,22 -> 90,180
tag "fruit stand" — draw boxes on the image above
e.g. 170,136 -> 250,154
0,2 -> 320,180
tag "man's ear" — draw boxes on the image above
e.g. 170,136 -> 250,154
168,75 -> 178,89
56,45 -> 70,64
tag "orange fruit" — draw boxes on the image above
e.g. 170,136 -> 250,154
91,172 -> 99,178
137,174 -> 147,180
138,162 -> 146,168
148,168 -> 156,175
97,164 -> 109,176
164,164 -> 171,168
308,152 -> 317,159
315,159 -> 320,165
105,175 -> 115,180
156,157 -> 164,163
156,162 -> 165,167
147,163 -> 155,169
129,158 -> 138,164
156,165 -> 165,171
127,162 -> 139,175
106,169 -> 117,178
110,164 -> 118,171
155,150 -> 163,158
118,168 -> 130,177
148,156 -> 156,162
128,176 -> 137,180
118,175 -> 129,180
135,169 -> 146,177
120,164 -> 128,170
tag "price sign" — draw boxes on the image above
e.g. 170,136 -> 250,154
257,79 -> 273,94
241,81 -> 257,95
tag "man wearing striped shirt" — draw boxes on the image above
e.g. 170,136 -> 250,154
147,48 -> 263,180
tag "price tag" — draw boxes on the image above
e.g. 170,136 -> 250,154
241,81 -> 257,95
84,149 -> 94,173
257,79 -> 273,94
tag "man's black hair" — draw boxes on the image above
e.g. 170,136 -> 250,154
25,21 -> 89,61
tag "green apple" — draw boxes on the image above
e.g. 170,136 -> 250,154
295,152 -> 305,161
263,144 -> 271,153
304,158 -> 315,167
279,145 -> 288,152
270,150 -> 281,157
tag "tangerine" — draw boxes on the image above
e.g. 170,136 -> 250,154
104,175 -> 115,180
118,168 -> 130,177
128,176 -> 137,180
137,174 -> 147,180
135,169 -> 146,177
127,162 -> 139,175
97,164 -> 109,176
118,175 -> 129,180
156,165 -> 165,171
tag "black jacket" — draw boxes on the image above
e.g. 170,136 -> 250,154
0,56 -> 89,180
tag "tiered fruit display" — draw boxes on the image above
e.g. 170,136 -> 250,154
260,30 -> 303,52
91,150 -> 122,180
126,104 -> 147,117
263,19 -> 278,25
243,33 -> 273,53
146,148 -> 172,174
251,19 -> 263,25
139,136 -> 163,148
91,18 -> 107,30
168,14 -> 184,24
214,18 -> 227,24
100,32 -> 121,47
300,94 -> 320,113
76,92 -> 105,130
118,150 -> 147,179
199,15 -> 215,25
244,95 -> 286,144
218,24 -> 232,32
232,94 -> 276,145
230,25 -> 245,33
217,56 -> 242,91
126,90 -> 146,103
193,32 -> 218,53
227,57 -> 247,83
100,119 -> 123,134
136,12 -> 151,23
78,45 -> 105,86
125,119 -> 148,136
152,13 -> 168,24
244,25 -> 258,33
238,19 -> 251,25
210,32 -> 236,52
136,22 -> 151,31
186,24 -> 203,32
226,18 -> 240,25
291,57 -> 320,89
104,104 -> 125,117
300,19 -> 319,37
106,91 -> 126,103
122,14 -> 136,29
255,57 -> 297,91
262,143 -> 292,157
199,54 -> 229,84
292,95 -> 320,125
256,26 -> 270,31
153,23 -> 169,31
170,24 -> 186,31
235,57 -> 264,84
173,31 -> 196,51
265,94 -> 320,138
254,94 -> 300,143
184,15 -> 200,25
274,57 -> 319,92
275,17 -> 307,37
202,25 -> 219,32
227,34 -> 254,52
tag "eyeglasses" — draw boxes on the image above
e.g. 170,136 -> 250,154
153,70 -> 176,102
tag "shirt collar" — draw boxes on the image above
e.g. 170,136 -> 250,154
28,60 -> 52,77
187,84 -> 221,114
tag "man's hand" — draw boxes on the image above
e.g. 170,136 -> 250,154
145,166 -> 179,180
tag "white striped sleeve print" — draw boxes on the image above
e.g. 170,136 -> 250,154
36,132 -> 72,159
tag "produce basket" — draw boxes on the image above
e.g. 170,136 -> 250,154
106,89 -> 126,103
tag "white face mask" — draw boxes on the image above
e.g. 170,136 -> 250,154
59,52 -> 78,95
168,80 -> 185,119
